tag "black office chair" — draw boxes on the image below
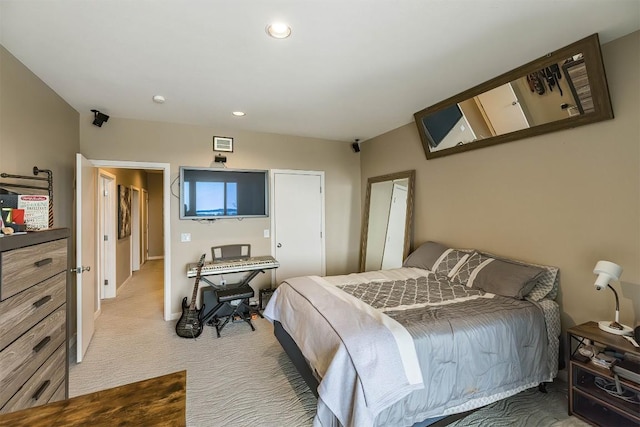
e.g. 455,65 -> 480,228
208,244 -> 256,337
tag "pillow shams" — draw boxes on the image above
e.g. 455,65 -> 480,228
469,259 -> 545,299
479,251 -> 559,301
403,241 -> 448,271
433,249 -> 470,277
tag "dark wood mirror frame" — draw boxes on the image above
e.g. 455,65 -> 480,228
359,170 -> 415,272
414,33 -> 613,160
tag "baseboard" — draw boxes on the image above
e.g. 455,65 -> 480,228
148,256 -> 164,260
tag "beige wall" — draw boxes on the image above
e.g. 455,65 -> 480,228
0,46 -> 79,228
79,119 -> 361,316
147,173 -> 163,258
361,31 -> 640,330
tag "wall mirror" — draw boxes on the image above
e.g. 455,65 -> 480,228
360,170 -> 415,272
414,34 -> 613,160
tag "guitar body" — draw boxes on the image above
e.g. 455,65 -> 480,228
175,297 -> 205,338
175,253 -> 207,338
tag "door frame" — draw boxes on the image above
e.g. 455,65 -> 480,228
270,169 -> 326,284
141,188 -> 149,266
131,186 -> 141,272
98,169 -> 117,300
86,159 -> 172,321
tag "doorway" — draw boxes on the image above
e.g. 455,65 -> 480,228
98,170 -> 117,300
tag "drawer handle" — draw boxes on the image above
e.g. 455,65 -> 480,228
33,336 -> 51,353
32,380 -> 50,401
33,295 -> 52,308
34,258 -> 53,267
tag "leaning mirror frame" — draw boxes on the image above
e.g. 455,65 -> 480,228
359,170 -> 415,273
414,34 -> 613,160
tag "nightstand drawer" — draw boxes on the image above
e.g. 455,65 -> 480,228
0,272 -> 66,351
0,306 -> 66,408
0,239 -> 67,301
0,344 -> 66,414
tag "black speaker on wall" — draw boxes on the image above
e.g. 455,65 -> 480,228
351,139 -> 361,153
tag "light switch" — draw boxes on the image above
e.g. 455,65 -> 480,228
263,229 -> 270,238
181,233 -> 191,242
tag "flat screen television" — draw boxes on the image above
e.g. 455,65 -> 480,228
179,167 -> 269,220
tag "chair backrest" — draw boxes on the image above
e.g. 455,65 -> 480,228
211,244 -> 251,261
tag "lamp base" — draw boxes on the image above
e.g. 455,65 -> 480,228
598,320 -> 633,336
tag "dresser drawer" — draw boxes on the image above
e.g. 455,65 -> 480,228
0,272 -> 66,351
0,344 -> 66,414
1,239 -> 67,301
0,306 -> 66,408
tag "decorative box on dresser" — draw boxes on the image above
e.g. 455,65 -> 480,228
0,228 -> 69,414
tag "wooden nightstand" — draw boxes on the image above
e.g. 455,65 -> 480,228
567,321 -> 640,426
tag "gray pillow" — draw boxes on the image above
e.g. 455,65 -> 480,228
403,241 -> 448,271
469,258 -> 545,299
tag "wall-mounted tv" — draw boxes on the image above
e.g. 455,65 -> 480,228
179,167 -> 269,220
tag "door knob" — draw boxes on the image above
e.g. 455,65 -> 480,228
277,243 -> 282,248
70,266 -> 91,273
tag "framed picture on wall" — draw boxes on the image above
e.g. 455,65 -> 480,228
118,185 -> 132,239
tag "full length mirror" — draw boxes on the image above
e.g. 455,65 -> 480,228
360,170 -> 415,272
414,34 -> 613,159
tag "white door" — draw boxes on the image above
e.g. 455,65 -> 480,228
75,153 -> 96,363
476,82 -> 530,135
131,187 -> 140,271
272,170 -> 325,284
381,183 -> 407,269
98,171 -> 116,299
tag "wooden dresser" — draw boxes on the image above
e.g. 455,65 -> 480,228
0,228 -> 69,414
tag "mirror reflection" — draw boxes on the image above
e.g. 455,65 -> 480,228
360,170 -> 415,272
415,34 -> 613,159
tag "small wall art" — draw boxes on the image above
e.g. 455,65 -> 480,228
118,184 -> 131,239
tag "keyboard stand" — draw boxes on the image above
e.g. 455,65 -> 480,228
199,268 -> 277,336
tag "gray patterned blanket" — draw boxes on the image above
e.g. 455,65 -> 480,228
337,274 -> 489,312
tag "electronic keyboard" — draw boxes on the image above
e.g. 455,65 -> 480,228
186,255 -> 279,277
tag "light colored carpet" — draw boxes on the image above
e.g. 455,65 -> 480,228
70,260 -> 589,427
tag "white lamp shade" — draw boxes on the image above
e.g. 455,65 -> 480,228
593,260 -> 623,290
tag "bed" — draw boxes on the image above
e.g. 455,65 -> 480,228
264,241 -> 561,427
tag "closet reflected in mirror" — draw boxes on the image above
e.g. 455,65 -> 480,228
414,34 -> 613,159
360,170 -> 415,272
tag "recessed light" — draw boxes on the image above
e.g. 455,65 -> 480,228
232,111 -> 246,117
152,95 -> 165,104
266,22 -> 291,39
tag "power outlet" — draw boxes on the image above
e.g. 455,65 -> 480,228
263,229 -> 270,238
180,233 -> 191,242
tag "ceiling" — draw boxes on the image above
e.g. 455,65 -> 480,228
1,1 -> 639,142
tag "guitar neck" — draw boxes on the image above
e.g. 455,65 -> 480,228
189,255 -> 206,311
189,276 -> 201,310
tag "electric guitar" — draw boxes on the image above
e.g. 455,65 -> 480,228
175,254 -> 206,338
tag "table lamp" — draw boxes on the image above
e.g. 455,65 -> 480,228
593,260 -> 633,335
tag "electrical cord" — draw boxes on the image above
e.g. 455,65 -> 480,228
594,376 -> 639,403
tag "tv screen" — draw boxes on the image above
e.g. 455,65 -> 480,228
421,104 -> 463,148
179,167 -> 268,219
